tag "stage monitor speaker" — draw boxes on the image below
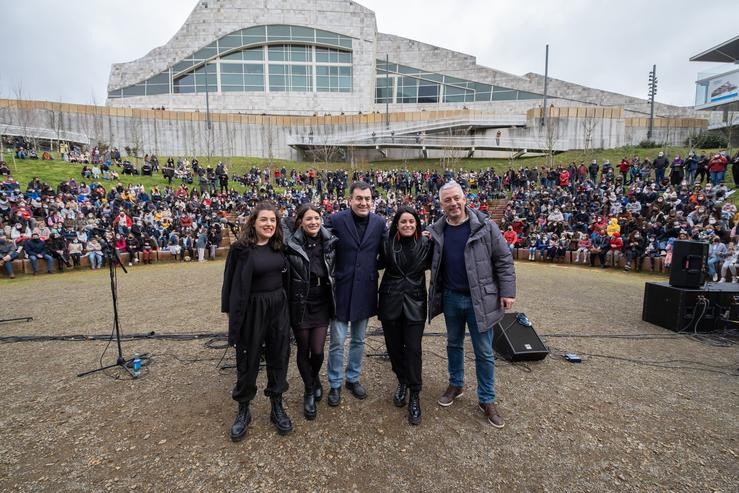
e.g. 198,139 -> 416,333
669,240 -> 708,289
493,312 -> 549,362
642,282 -> 718,332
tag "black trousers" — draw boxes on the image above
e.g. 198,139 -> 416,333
232,289 -> 290,403
382,316 -> 424,392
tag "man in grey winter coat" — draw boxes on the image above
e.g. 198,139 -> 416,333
427,181 -> 516,428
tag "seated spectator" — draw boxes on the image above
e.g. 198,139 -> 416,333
605,232 -> 624,268
0,231 -> 19,278
125,233 -> 141,266
46,231 -> 72,272
24,232 -> 54,274
68,238 -> 83,267
574,232 -> 591,263
140,235 -> 156,264
719,242 -> 738,283
624,231 -> 645,272
86,236 -> 103,269
503,225 -> 518,254
707,236 -> 727,282
589,230 -> 609,268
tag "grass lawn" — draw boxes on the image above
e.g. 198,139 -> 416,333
1,145 -> 732,194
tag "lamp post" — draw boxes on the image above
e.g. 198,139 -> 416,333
648,65 -> 657,140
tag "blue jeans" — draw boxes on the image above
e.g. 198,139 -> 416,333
443,290 -> 496,404
29,254 -> 53,273
88,252 -> 103,269
2,251 -> 19,275
707,255 -> 721,277
710,171 -> 725,186
328,318 -> 368,389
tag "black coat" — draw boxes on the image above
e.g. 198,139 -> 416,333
221,243 -> 287,346
378,235 -> 432,322
286,226 -> 337,328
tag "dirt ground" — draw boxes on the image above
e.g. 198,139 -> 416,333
0,260 -> 737,492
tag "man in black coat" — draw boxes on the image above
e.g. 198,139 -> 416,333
324,182 -> 386,406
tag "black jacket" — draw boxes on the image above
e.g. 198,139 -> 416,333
286,226 -> 337,328
378,235 -> 432,322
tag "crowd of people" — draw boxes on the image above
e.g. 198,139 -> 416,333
498,150 -> 739,279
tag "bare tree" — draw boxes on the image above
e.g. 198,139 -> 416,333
581,110 -> 599,154
721,110 -> 736,154
537,114 -> 561,167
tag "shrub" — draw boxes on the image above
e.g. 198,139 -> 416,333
690,133 -> 728,149
637,140 -> 659,149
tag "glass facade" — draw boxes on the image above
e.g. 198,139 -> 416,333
109,25 -> 353,98
375,60 -> 541,104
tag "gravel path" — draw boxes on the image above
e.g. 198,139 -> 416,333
0,261 -> 737,492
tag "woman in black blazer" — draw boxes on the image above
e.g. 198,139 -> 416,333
378,205 -> 433,425
286,203 -> 337,420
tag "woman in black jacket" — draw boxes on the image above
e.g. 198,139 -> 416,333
379,205 -> 432,425
221,202 -> 293,441
286,203 -> 337,420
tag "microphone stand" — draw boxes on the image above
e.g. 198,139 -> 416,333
78,235 -> 134,378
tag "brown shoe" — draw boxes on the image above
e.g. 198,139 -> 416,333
478,402 -> 505,428
437,385 -> 464,407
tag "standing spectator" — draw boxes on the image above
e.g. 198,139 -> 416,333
618,157 -> 630,184
427,181 -> 516,428
324,182 -> 386,407
0,231 -> 19,278
685,153 -> 699,185
286,204 -> 337,421
196,228 -> 208,262
708,153 -> 729,186
208,224 -> 222,260
623,231 -> 645,271
670,155 -> 685,186
653,152 -> 669,186
221,202 -> 293,441
379,206 -> 432,426
24,232 -> 54,274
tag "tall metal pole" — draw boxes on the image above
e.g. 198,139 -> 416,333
542,44 -> 549,129
385,54 -> 390,129
648,64 -> 657,140
204,63 -> 212,131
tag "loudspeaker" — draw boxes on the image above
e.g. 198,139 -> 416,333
493,312 -> 549,362
642,281 -> 723,332
669,240 -> 708,289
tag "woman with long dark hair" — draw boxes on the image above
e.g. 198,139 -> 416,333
221,202 -> 293,441
286,203 -> 337,420
379,205 -> 433,425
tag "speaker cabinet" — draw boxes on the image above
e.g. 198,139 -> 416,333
493,312 -> 549,362
669,240 -> 708,289
641,281 -> 732,332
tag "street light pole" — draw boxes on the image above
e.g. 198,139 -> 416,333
385,54 -> 390,129
647,64 -> 657,141
542,44 -> 549,129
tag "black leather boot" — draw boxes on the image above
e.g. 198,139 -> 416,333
304,386 -> 317,420
230,402 -> 251,442
408,391 -> 421,426
393,383 -> 408,408
313,378 -> 324,402
270,396 -> 293,435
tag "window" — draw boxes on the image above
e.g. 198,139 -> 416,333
115,26 -> 353,98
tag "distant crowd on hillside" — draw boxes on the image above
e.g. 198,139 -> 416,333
1,147 -> 739,280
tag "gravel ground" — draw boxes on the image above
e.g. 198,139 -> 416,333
0,261 -> 737,492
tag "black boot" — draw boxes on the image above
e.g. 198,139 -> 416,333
408,390 -> 421,426
313,378 -> 324,402
270,396 -> 293,435
304,386 -> 317,420
393,383 -> 408,408
230,402 -> 251,442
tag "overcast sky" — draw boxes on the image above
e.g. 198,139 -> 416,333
0,0 -> 736,107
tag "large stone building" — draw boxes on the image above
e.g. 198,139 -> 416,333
0,0 -> 710,160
